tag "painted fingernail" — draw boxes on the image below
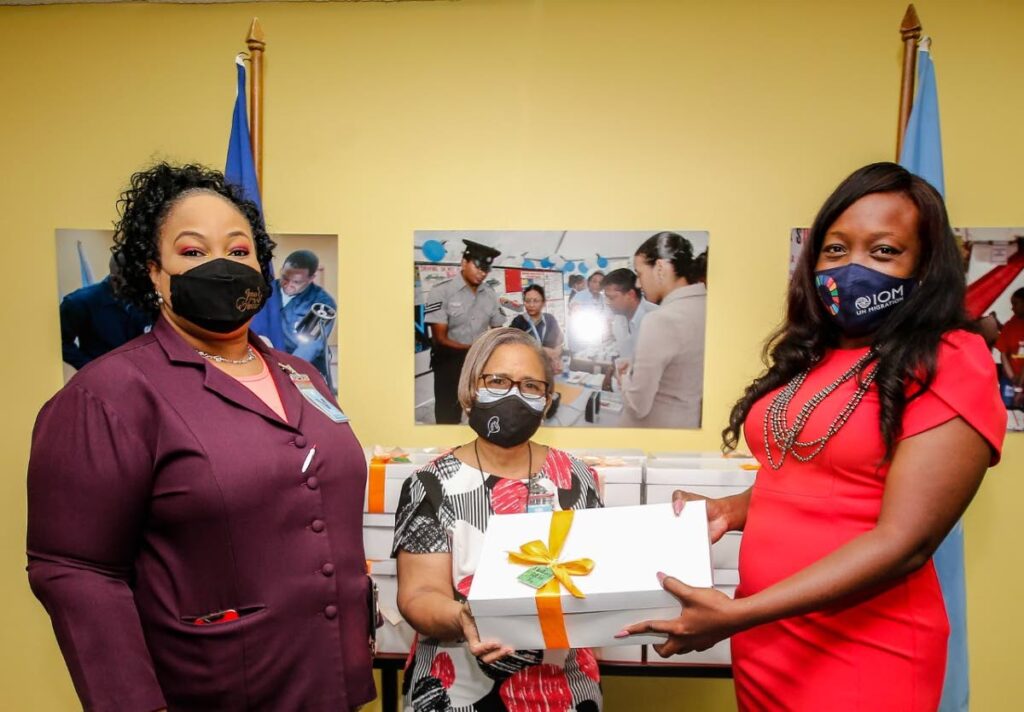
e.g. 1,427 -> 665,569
673,499 -> 684,516
613,629 -> 630,639
656,571 -> 667,584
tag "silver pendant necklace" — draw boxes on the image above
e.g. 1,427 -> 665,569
195,345 -> 257,365
762,351 -> 877,470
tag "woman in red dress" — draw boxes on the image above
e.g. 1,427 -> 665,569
623,163 -> 1006,710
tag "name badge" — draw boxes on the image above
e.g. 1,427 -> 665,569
279,363 -> 349,423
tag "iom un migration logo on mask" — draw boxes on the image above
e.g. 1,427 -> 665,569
487,416 -> 501,436
816,275 -> 841,316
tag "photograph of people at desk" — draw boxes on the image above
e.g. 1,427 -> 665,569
412,230 -> 709,429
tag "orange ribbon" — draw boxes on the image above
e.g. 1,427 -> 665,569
367,456 -> 389,513
508,509 -> 594,649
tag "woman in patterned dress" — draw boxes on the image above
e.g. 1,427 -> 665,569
393,328 -> 603,712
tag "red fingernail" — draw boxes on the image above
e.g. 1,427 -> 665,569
673,499 -> 684,516
613,629 -> 630,639
656,571 -> 667,584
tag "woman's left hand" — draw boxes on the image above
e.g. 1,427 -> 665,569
616,574 -> 743,657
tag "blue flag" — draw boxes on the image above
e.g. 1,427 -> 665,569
226,56 -> 283,349
225,55 -> 263,212
899,41 -> 967,712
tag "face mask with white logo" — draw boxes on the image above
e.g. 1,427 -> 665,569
815,263 -> 917,338
468,387 -> 545,448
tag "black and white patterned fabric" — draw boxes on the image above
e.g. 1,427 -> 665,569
392,449 -> 604,712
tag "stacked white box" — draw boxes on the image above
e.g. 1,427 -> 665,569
364,447 -> 445,514
644,453 -> 757,666
362,447 -> 443,563
644,456 -> 757,570
569,448 -> 645,508
363,513 -> 397,561
568,449 -> 646,662
367,559 -> 417,655
647,451 -> 759,468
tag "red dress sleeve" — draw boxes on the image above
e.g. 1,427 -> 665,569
900,329 -> 1007,465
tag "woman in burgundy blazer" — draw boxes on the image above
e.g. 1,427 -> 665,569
27,164 -> 375,711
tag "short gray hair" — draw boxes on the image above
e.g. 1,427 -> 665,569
457,327 -> 555,412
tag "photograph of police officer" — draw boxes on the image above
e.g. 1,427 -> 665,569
413,230 -> 710,429
250,248 -> 338,389
424,240 -> 505,424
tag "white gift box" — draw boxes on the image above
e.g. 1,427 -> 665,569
595,644 -> 644,663
644,464 -> 756,570
364,448 -> 444,514
569,448 -> 645,508
649,569 -> 739,666
467,503 -> 713,650
367,559 -> 417,655
363,513 -> 396,561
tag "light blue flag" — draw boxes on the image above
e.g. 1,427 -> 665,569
899,40 -> 967,712
76,240 -> 94,288
899,41 -> 945,195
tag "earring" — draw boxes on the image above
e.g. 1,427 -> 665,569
154,291 -> 164,305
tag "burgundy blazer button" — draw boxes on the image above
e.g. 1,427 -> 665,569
324,605 -> 338,620
305,476 -> 320,490
321,563 -> 335,577
294,435 -> 308,448
311,519 -> 326,533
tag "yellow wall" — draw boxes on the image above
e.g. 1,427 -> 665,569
1,1 -> 1021,709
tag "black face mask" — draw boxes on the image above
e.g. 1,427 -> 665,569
468,391 -> 545,448
168,258 -> 269,334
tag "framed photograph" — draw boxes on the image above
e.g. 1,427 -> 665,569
791,225 -> 1024,433
54,230 -> 340,391
959,227 -> 1024,433
413,230 -> 710,429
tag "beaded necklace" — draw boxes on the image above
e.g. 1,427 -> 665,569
762,350 -> 877,470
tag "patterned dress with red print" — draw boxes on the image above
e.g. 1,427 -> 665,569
392,448 -> 604,712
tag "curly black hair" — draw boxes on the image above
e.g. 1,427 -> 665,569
722,162 -> 972,461
110,162 -> 275,316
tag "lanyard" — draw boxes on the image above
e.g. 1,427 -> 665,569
278,362 -> 349,423
527,315 -> 546,345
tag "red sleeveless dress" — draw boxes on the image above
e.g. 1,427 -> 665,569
734,330 -> 1005,711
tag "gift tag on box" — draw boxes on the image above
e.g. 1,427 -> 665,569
517,565 -> 555,589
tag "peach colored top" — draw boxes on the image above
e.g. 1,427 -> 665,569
234,354 -> 287,421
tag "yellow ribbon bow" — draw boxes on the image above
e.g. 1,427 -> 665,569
508,509 -> 595,648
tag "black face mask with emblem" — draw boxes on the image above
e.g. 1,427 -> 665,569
169,258 -> 269,334
468,390 -> 545,448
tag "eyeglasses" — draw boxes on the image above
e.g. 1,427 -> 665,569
480,373 -> 549,400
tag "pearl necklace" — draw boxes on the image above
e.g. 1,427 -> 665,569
762,351 -> 877,470
195,345 -> 256,365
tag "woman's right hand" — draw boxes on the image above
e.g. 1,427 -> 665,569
671,490 -> 735,543
458,602 -> 515,664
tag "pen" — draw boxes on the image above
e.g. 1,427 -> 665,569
302,446 -> 317,473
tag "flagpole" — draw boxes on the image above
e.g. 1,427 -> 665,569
896,4 -> 922,160
246,18 -> 266,190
